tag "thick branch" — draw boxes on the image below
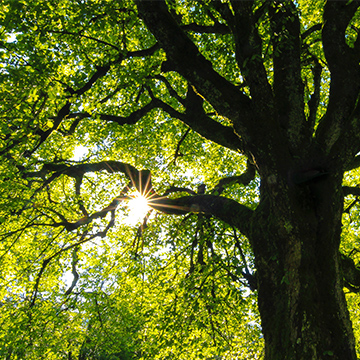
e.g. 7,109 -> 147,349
68,96 -> 243,152
74,64 -> 111,96
270,2 -> 308,150
24,160 -> 147,190
211,1 -> 293,163
182,86 -> 242,152
136,1 -> 295,164
127,43 -> 160,58
22,160 -> 149,225
229,1 -> 274,116
343,186 -> 360,197
301,23 -> 322,40
307,60 -> 322,130
341,254 -> 360,292
211,160 -> 256,195
322,1 -> 360,73
25,160 -> 254,235
345,156 -> 360,172
135,0 -> 253,130
150,194 -> 254,237
316,1 -> 360,154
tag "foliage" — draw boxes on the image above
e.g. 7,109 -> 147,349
1,0 -> 360,359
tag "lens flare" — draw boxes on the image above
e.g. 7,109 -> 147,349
125,192 -> 150,225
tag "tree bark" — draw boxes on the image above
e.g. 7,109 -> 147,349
135,1 -> 359,358
252,170 -> 356,360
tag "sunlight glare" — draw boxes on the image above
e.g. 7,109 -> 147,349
125,192 -> 151,225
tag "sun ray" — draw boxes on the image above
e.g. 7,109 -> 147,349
125,191 -> 151,225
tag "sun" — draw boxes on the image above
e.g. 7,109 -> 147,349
125,192 -> 151,225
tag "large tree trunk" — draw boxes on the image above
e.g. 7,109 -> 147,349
134,1 -> 360,358
251,169 -> 356,359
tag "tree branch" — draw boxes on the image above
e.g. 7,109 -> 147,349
24,160 -> 148,190
210,1 -> 293,163
345,156 -> 360,172
24,159 -> 254,236
31,44 -> 161,151
301,23 -> 322,40
151,74 -> 186,106
228,0 -> 273,116
49,29 -> 120,51
68,96 -> 243,152
233,227 -> 257,290
172,127 -> 190,165
315,1 -> 360,154
135,0 -> 253,132
181,22 -> 230,34
26,101 -> 71,157
211,160 -> 256,195
322,1 -> 360,73
341,253 -> 360,292
162,186 -> 196,197
182,86 -> 243,152
30,223 -> 115,306
74,64 -> 111,96
270,2 -> 308,151
64,247 -> 80,296
149,194 -> 254,237
343,186 -> 360,197
127,43 -> 160,58
307,60 -> 322,130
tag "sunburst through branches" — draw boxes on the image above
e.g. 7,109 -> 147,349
125,191 -> 151,225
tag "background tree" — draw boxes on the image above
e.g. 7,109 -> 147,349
1,0 -> 360,359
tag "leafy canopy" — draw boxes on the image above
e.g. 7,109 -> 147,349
1,0 -> 360,359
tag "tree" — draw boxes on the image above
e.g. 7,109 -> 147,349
1,0 -> 360,359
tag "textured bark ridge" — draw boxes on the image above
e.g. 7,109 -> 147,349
252,172 -> 355,360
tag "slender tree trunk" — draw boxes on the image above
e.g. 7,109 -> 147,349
251,171 -> 356,360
